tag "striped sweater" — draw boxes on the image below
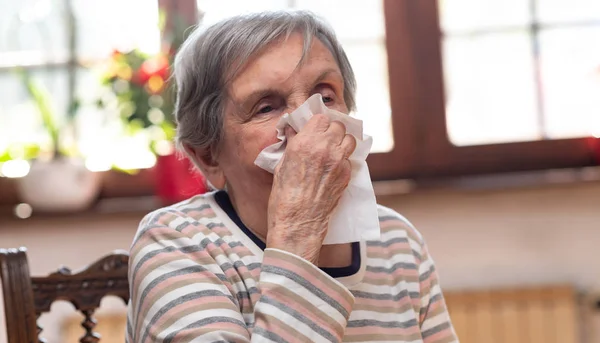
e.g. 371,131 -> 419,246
127,191 -> 457,343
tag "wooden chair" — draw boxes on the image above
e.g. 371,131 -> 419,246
0,247 -> 129,343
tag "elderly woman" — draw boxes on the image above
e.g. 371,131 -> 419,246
127,11 -> 457,343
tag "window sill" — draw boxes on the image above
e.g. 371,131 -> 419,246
373,166 -> 600,196
1,166 -> 599,223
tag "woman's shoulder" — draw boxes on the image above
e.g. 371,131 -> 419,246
374,204 -> 426,249
132,192 -> 222,243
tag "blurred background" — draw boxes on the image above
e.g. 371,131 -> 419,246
0,0 -> 599,342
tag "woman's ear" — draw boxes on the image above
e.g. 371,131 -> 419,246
183,144 -> 226,189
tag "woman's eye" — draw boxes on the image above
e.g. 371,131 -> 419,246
257,105 -> 274,114
315,84 -> 337,105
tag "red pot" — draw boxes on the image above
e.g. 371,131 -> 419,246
155,153 -> 207,205
586,137 -> 600,165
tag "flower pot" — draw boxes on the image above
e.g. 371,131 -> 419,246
155,154 -> 207,205
16,158 -> 101,212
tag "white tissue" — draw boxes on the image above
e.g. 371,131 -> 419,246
254,94 -> 381,245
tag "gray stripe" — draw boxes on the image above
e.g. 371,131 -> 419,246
131,244 -> 206,283
232,259 -> 248,270
228,241 -> 244,248
162,316 -> 248,343
246,262 -> 262,270
174,218 -> 222,232
138,265 -> 230,313
419,265 -> 435,282
175,221 -> 196,232
234,287 -> 260,305
181,204 -> 211,213
198,234 -> 248,252
418,291 -> 443,317
200,236 -> 226,250
412,249 -> 423,261
260,296 -> 338,343
220,261 -> 234,271
224,260 -> 261,276
351,289 -> 420,301
422,321 -> 452,339
347,318 -> 419,329
367,237 -> 408,248
126,317 -> 134,342
141,290 -> 237,343
378,215 -> 404,222
252,327 -> 292,343
207,222 -> 226,229
262,264 -> 349,317
131,212 -> 169,244
430,292 -> 442,303
366,261 -> 417,274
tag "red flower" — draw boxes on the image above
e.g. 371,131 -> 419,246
111,49 -> 122,59
134,55 -> 169,86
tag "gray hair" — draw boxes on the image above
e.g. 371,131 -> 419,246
173,10 -> 357,158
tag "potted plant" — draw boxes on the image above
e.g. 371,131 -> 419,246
97,9 -> 207,205
14,71 -> 101,212
98,48 -> 206,204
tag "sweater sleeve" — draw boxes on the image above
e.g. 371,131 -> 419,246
127,214 -> 355,343
417,239 -> 459,343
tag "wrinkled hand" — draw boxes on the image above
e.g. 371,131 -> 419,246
266,114 -> 356,264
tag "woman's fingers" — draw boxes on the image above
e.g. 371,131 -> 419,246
327,120 -> 346,144
284,125 -> 297,140
341,134 -> 357,159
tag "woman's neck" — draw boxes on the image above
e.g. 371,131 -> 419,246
226,189 -> 353,268
226,187 -> 270,240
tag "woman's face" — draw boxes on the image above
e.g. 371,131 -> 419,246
209,32 -> 349,206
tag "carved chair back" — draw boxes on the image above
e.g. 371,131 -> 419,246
0,247 -> 129,343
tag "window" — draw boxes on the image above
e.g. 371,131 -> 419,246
379,0 -> 599,178
440,0 -> 600,146
0,0 -> 162,171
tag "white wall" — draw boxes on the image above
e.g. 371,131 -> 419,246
377,181 -> 600,292
1,181 -> 599,342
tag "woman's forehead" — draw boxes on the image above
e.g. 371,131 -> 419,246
228,33 -> 342,97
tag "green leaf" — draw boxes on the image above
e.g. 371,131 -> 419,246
0,150 -> 11,163
16,70 -> 60,153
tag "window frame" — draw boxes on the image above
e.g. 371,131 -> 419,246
368,0 -> 598,181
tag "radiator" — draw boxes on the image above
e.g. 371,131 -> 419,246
60,286 -> 582,343
445,285 -> 580,343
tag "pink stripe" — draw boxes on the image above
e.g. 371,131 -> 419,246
132,226 -> 185,255
136,268 -> 223,333
367,241 -> 412,255
262,289 -> 340,339
134,248 -> 217,328
143,297 -> 236,343
424,328 -> 454,343
135,248 -> 212,285
354,292 -> 414,309
170,322 -> 249,342
345,324 -> 421,336
257,319 -> 314,343
182,207 -> 215,219
420,296 -> 445,323
179,222 -> 211,236
364,268 -> 419,280
263,256 -> 352,311
379,219 -> 408,230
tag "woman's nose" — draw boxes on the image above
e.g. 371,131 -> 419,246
286,94 -> 310,113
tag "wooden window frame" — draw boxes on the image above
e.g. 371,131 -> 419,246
367,0 -> 598,181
